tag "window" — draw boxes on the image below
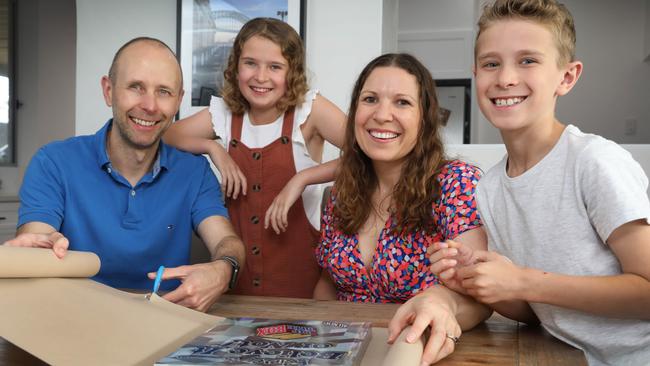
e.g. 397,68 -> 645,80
0,0 -> 15,165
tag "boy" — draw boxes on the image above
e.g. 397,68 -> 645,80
426,0 -> 650,365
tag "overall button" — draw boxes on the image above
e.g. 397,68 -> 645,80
251,246 -> 260,255
253,278 -> 261,287
252,152 -> 261,160
280,136 -> 289,144
252,184 -> 261,192
251,216 -> 259,224
230,139 -> 238,147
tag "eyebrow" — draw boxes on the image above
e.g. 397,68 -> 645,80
240,56 -> 287,66
477,50 -> 545,61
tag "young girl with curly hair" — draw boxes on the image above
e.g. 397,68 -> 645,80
164,18 -> 346,298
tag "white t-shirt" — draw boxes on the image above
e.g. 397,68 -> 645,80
208,90 -> 323,229
477,125 -> 650,366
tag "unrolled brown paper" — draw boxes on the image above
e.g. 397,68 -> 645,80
0,246 -> 423,365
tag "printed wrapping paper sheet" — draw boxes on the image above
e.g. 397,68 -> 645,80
0,246 -> 221,366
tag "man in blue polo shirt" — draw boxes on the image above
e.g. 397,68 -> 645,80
3,37 -> 245,313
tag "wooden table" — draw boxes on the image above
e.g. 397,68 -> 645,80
1,294 -> 586,365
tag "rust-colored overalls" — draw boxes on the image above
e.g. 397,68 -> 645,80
227,108 -> 321,298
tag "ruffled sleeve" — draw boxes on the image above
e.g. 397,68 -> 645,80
434,160 -> 483,240
208,96 -> 233,150
291,89 -> 320,159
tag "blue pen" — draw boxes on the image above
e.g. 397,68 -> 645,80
149,265 -> 165,300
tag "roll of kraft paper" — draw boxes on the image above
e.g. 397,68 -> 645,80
0,246 -> 100,278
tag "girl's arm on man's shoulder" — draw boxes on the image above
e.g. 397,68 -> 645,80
163,108 -> 218,155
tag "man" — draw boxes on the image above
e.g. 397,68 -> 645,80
3,37 -> 245,312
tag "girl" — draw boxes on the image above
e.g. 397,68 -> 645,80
314,53 -> 491,364
164,18 -> 346,298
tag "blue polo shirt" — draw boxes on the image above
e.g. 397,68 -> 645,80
18,120 -> 228,290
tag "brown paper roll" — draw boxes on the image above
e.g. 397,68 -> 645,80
0,245 -> 100,278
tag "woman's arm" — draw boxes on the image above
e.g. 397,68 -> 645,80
313,270 -> 338,300
387,285 -> 492,365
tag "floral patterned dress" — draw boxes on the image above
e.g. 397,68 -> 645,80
316,160 -> 482,303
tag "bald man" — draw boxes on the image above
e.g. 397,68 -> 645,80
4,37 -> 245,312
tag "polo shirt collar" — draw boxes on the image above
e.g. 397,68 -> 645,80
94,119 -> 170,179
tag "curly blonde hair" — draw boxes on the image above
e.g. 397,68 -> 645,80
333,53 -> 447,235
476,0 -> 576,66
222,18 -> 308,114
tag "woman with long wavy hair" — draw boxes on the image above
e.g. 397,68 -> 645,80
314,53 -> 491,364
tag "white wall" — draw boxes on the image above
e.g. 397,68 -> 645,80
645,0 -> 650,62
75,0 -> 177,136
559,0 -> 650,144
397,0 -> 650,145
0,0 -> 75,195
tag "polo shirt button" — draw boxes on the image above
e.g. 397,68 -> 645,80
251,246 -> 260,255
107,167 -> 112,173
130,190 -> 136,197
253,278 -> 261,287
252,184 -> 261,192
250,216 -> 259,224
252,152 -> 261,160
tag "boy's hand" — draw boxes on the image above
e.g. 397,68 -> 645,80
457,251 -> 527,304
209,143 -> 247,200
264,176 -> 305,234
427,240 -> 476,294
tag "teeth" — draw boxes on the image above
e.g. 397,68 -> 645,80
370,130 -> 398,139
251,86 -> 271,93
494,97 -> 524,107
132,117 -> 156,127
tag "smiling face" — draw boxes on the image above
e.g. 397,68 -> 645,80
237,35 -> 288,119
474,19 -> 579,133
354,66 -> 421,168
101,41 -> 183,150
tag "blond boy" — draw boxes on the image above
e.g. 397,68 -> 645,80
427,0 -> 650,365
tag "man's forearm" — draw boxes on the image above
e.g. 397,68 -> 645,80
210,234 -> 245,265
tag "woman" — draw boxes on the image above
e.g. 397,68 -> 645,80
314,53 -> 491,364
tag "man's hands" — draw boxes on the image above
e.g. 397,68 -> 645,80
3,231 -> 69,258
147,260 -> 231,312
387,288 -> 462,366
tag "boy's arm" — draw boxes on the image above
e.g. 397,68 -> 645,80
264,159 -> 339,234
163,109 -> 247,199
430,228 -> 540,324
459,219 -> 650,319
